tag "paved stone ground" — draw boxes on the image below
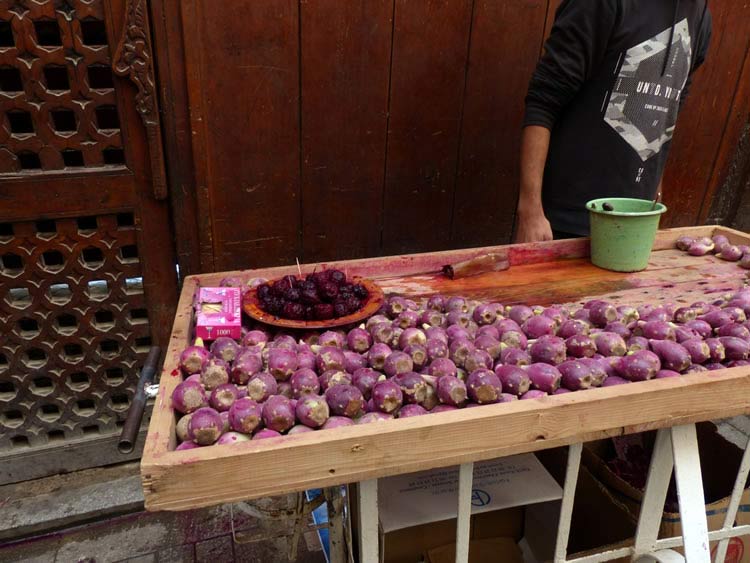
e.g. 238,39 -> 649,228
0,508 -> 326,562
0,462 -> 327,563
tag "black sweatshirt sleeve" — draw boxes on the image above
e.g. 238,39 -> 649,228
524,0 -> 619,129
680,6 -> 712,107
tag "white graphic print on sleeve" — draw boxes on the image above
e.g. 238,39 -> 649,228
604,19 -> 692,162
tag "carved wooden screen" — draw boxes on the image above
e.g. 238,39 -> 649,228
0,0 -> 176,483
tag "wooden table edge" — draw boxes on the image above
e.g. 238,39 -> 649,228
141,225 -> 750,512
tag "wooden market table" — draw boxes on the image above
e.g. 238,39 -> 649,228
142,226 -> 750,562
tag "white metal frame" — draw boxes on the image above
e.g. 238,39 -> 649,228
355,422 -> 750,563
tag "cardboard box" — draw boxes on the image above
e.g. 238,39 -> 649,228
381,509 -> 523,563
377,454 -> 562,563
582,422 -> 750,563
528,448 -> 638,562
425,537 -> 524,563
194,287 -> 241,340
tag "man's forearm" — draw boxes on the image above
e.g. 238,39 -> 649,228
518,125 -> 551,213
514,125 -> 553,242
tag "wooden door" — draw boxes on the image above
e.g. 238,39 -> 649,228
0,0 -> 177,482
163,0 -> 750,274
167,0 -> 552,272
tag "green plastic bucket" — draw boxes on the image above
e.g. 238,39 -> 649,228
587,198 -> 667,272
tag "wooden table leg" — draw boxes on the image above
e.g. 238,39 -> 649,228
326,487 -> 348,563
455,463 -> 474,563
357,479 -> 379,563
553,443 -> 583,563
634,425 -> 710,563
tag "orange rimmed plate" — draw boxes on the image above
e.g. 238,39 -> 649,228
242,276 -> 385,329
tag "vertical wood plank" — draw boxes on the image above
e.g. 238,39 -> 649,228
553,443 -> 582,563
381,0 -> 474,255
451,0 -> 549,247
633,428 -> 675,556
325,487 -> 348,563
107,0 -> 179,344
670,425 -> 710,561
300,0 -> 393,263
149,0 -> 202,276
715,432 -> 750,562
357,479 -> 379,563
183,0 -> 301,271
180,0 -> 216,272
662,3 -> 750,227
455,463 -> 473,563
699,42 -> 750,223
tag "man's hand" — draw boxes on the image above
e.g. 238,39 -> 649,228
514,207 -> 553,243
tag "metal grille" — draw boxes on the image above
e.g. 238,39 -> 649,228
0,0 -> 126,173
0,213 -> 151,451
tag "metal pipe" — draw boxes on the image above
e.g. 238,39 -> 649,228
118,346 -> 161,454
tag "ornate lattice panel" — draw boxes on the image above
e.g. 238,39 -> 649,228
0,0 -> 126,173
0,214 -> 151,451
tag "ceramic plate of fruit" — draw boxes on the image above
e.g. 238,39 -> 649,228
242,269 -> 385,329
